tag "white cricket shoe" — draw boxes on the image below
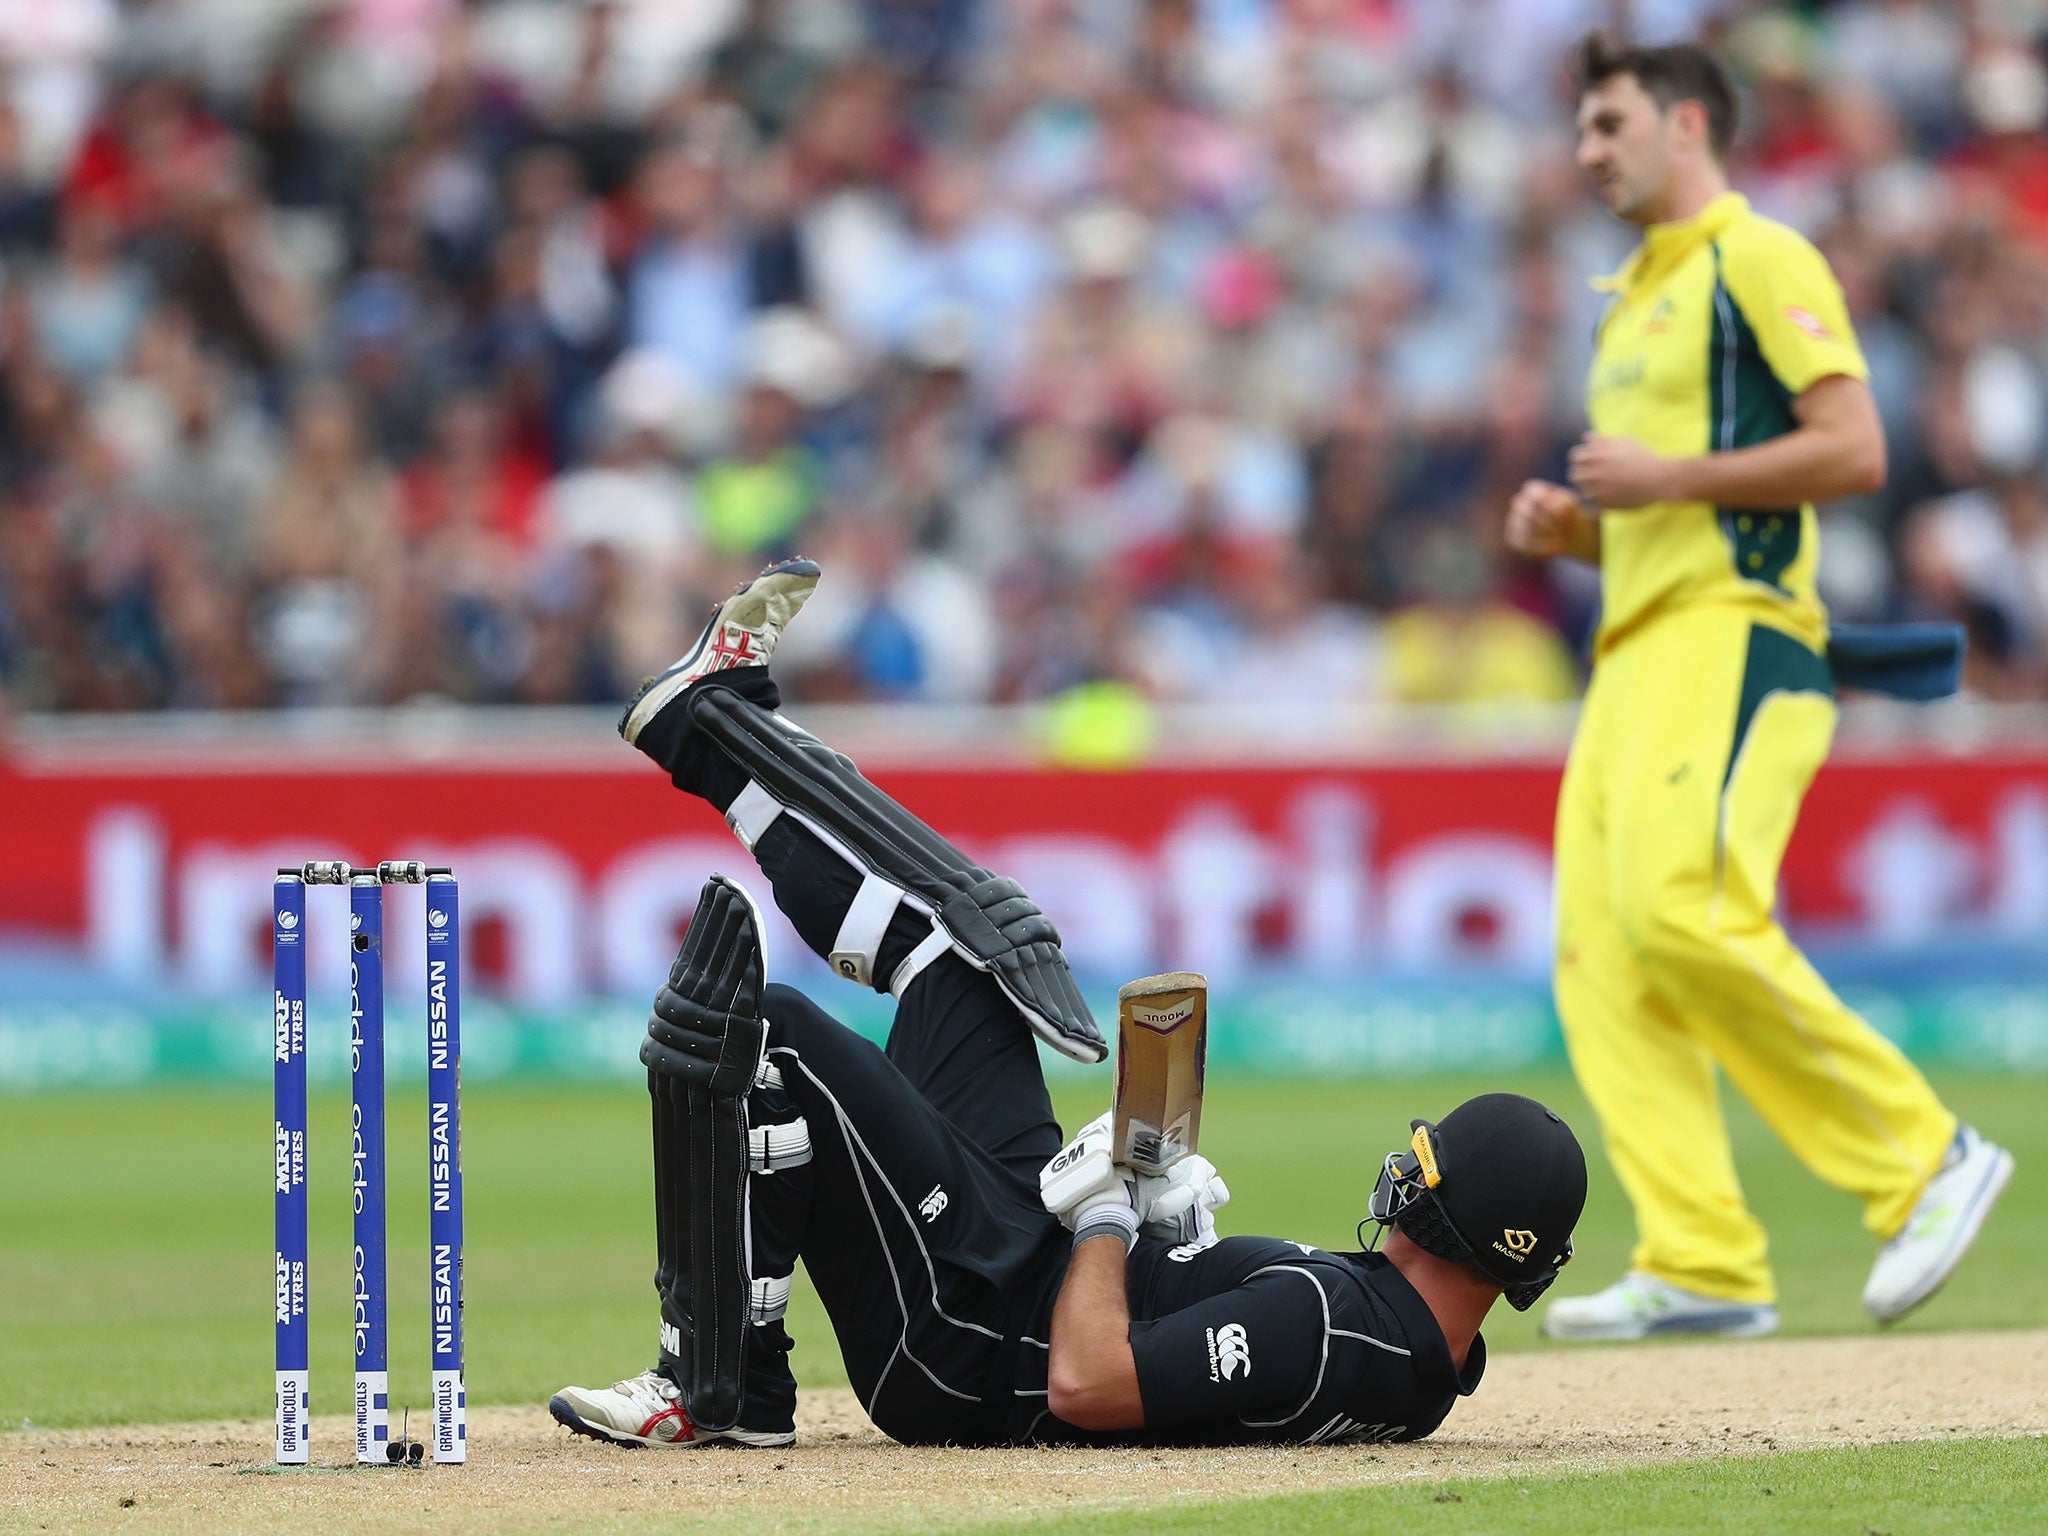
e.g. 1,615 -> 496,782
619,557 -> 821,746
549,1368 -> 795,1449
1862,1124 -> 2014,1325
1541,1271 -> 1779,1342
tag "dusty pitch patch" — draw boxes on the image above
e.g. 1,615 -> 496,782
6,1330 -> 2045,1535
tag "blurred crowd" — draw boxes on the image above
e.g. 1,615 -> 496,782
5,0 -> 2048,719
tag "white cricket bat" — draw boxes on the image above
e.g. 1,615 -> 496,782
1111,972 -> 1209,1176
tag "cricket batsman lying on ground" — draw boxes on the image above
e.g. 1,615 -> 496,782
548,559 -> 1588,1449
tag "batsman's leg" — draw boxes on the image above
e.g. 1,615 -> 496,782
619,559 -> 1103,1068
881,955 -> 1065,1186
757,979 -> 1063,1444
665,676 -> 1072,1178
552,877 -> 1058,1448
552,876 -> 798,1448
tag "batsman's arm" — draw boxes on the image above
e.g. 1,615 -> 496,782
1047,1236 -> 1145,1431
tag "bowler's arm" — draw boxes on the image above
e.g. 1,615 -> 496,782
1663,374 -> 1886,507
1046,1235 -> 1145,1430
1572,375 -> 1885,513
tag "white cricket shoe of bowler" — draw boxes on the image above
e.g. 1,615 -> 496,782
1540,1270 -> 1779,1342
549,1369 -> 794,1449
620,556 -> 822,746
1862,1124 -> 2014,1325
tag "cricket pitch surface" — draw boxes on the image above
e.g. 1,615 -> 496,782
8,1330 -> 2045,1535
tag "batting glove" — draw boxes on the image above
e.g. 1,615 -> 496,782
1136,1155 -> 1230,1249
1039,1112 -> 1139,1249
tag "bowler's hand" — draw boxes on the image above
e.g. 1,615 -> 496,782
1506,479 -> 1594,559
1568,434 -> 1674,510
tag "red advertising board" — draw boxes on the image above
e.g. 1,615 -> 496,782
6,736 -> 2047,1002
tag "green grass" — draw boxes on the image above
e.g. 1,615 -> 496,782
2,1072 -> 2042,1430
947,1436 -> 2048,1536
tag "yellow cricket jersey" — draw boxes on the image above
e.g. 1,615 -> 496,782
1585,192 -> 1869,653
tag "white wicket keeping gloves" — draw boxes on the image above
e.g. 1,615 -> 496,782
1136,1155 -> 1229,1250
1040,1112 -> 1139,1249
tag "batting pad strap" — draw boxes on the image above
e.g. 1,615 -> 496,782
829,873 -> 902,988
753,1057 -> 783,1092
725,781 -> 784,851
749,1274 -> 792,1325
748,1117 -> 811,1172
889,926 -> 955,1000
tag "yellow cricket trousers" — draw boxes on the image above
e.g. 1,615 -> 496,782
1553,604 -> 1956,1302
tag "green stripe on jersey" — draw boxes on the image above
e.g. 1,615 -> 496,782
1707,244 -> 1801,591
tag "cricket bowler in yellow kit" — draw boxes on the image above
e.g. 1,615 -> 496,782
1506,33 -> 2014,1340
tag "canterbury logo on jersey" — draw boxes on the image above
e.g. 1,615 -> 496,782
918,1185 -> 948,1222
1206,1322 -> 1250,1382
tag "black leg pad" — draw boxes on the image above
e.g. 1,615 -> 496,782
639,875 -> 769,1431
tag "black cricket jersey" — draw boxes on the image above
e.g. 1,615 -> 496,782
1017,1235 -> 1485,1446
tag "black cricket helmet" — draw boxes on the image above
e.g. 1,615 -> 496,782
1365,1093 -> 1587,1310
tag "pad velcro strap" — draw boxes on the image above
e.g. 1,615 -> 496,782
829,873 -> 902,988
888,925 -> 955,1000
747,1116 -> 812,1172
725,781 -> 784,851
749,1274 -> 792,1325
754,1057 -> 783,1092
1072,1203 -> 1139,1252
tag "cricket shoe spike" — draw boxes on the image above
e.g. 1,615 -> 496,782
620,557 -> 822,748
549,1369 -> 793,1449
1862,1124 -> 2014,1324
1540,1271 -> 1778,1342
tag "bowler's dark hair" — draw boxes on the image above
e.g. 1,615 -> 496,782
1574,31 -> 1737,160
